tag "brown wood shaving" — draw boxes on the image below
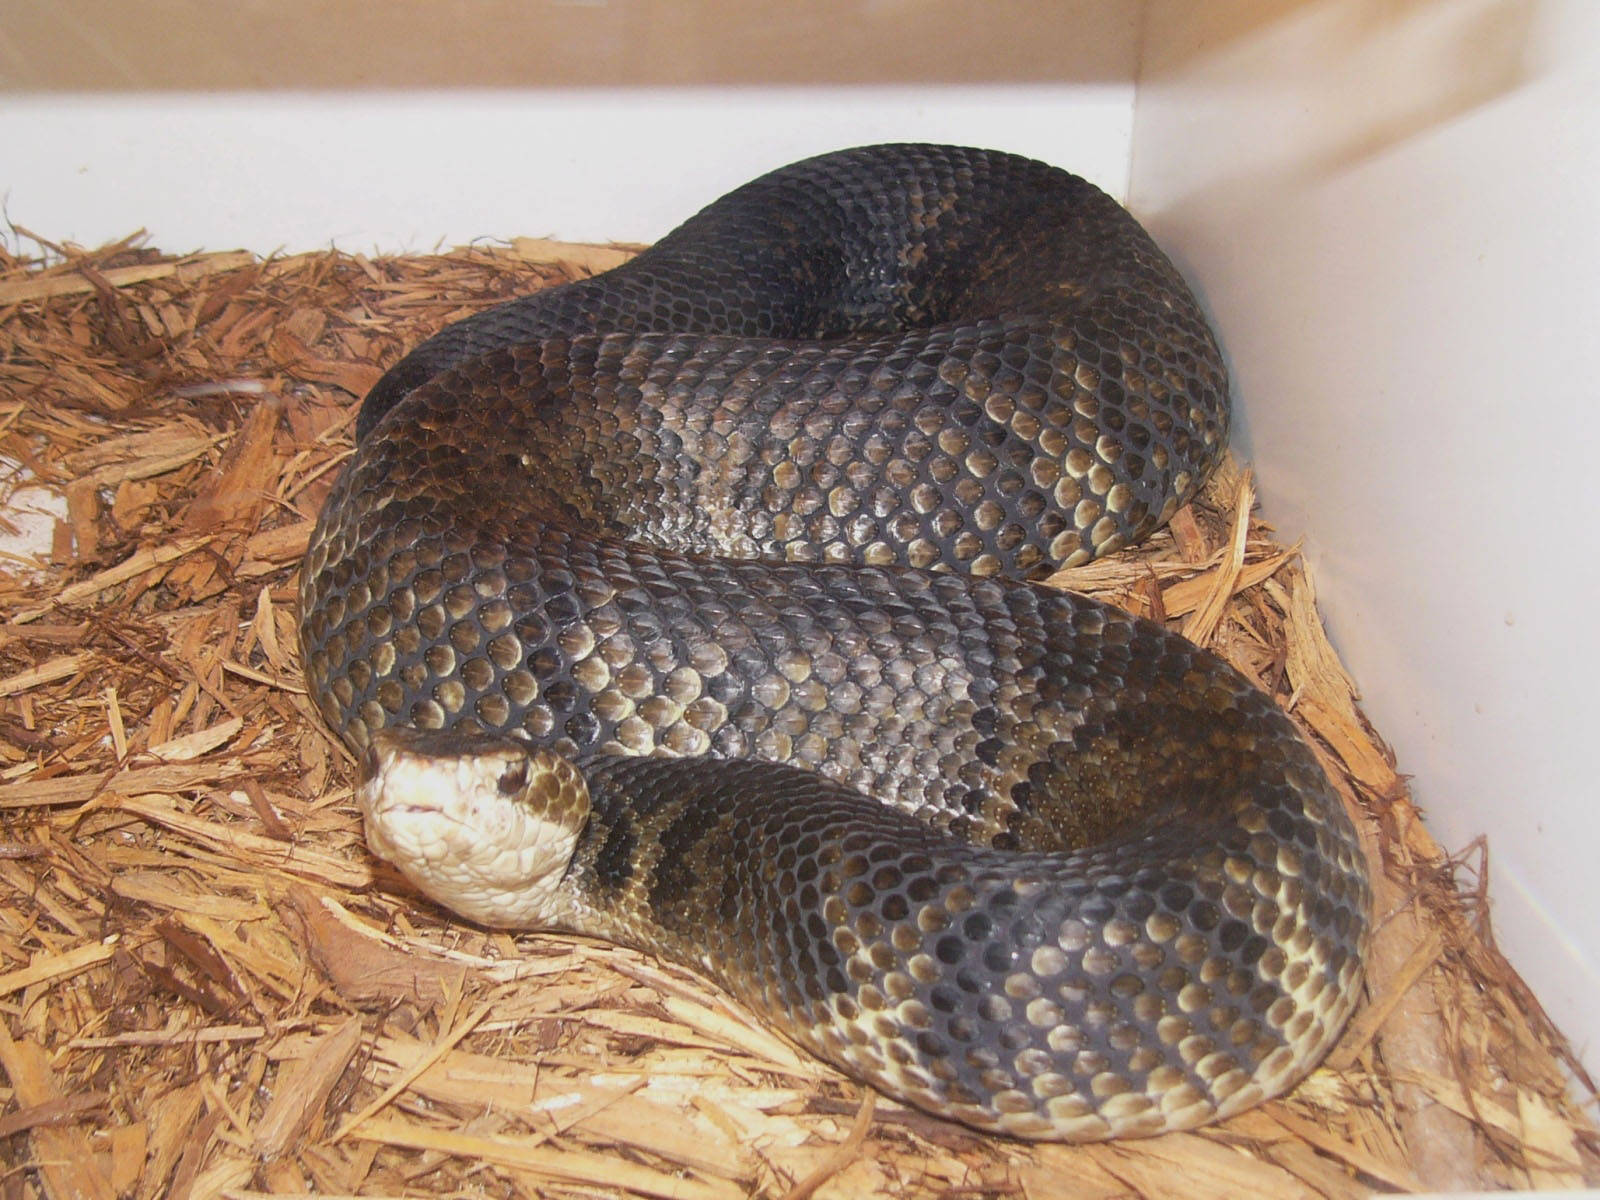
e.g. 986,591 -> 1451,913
0,230 -> 1595,1197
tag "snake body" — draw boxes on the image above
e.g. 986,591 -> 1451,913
300,144 -> 1369,1140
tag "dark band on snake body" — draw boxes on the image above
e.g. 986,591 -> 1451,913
301,144 -> 1369,1140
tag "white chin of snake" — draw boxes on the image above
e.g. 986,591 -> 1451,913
357,749 -> 574,929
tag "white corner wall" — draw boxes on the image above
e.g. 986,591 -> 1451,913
1131,0 -> 1600,1075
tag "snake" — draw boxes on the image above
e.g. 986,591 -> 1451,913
298,144 -> 1370,1141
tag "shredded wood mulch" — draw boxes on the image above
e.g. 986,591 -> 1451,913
0,229 -> 1596,1199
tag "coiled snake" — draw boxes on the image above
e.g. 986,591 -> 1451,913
299,144 -> 1369,1140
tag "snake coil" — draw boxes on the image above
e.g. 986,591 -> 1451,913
301,144 -> 1369,1140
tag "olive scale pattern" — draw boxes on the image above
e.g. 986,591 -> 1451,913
300,144 -> 1370,1139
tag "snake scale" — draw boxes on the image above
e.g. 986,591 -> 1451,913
299,144 -> 1369,1140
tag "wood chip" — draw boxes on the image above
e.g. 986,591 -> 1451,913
13,534 -> 212,622
253,1015 -> 365,1158
0,1020 -> 117,1200
1086,1130 -> 1316,1200
350,1115 -> 745,1200
0,250 -> 256,303
506,237 -> 642,273
0,760 -> 252,810
1181,470 -> 1253,646
146,716 -> 244,762
333,999 -> 492,1141
0,652 -> 91,697
1517,1087 -> 1587,1188
778,1090 -> 876,1200
0,938 -> 119,997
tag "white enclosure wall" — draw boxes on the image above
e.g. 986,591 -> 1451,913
1130,0 -> 1600,1075
0,0 -> 1141,253
0,87 -> 1137,255
3,0 -> 1596,1087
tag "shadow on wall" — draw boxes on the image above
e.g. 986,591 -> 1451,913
4,0 -> 1534,111
0,0 -> 1154,90
1139,0 -> 1539,187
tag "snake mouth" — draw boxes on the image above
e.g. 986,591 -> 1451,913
361,783 -> 495,844
370,803 -> 462,829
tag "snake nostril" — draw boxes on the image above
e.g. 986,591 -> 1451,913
361,743 -> 380,781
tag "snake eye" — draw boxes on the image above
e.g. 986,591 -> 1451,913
361,743 -> 381,781
497,762 -> 529,796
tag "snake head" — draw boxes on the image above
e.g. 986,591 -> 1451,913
358,727 -> 590,929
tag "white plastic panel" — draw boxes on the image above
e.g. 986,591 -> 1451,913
1131,0 -> 1600,1074
1,86 -> 1135,255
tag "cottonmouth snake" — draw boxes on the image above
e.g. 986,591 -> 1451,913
299,144 -> 1369,1140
